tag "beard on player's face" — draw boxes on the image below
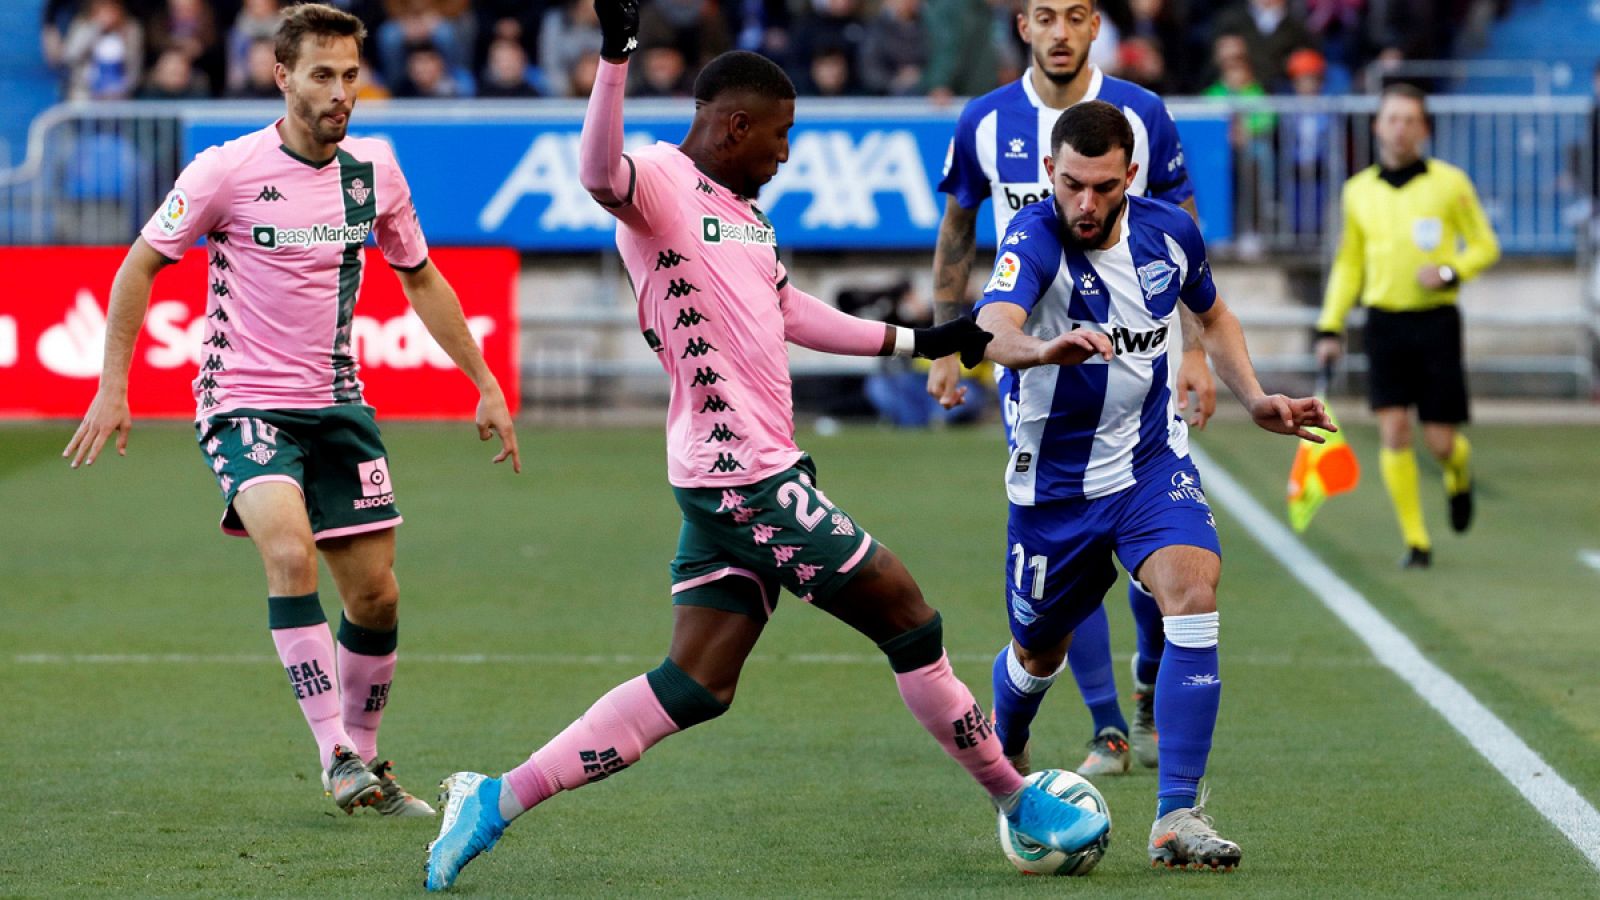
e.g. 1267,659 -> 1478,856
291,91 -> 351,145
1034,43 -> 1086,84
1057,193 -> 1125,249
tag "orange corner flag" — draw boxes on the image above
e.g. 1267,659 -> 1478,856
1286,400 -> 1359,533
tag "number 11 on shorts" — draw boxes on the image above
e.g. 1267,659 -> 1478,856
1011,544 -> 1047,601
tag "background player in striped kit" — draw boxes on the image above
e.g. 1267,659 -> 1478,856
63,2 -> 520,817
974,100 -> 1333,869
927,0 -> 1211,779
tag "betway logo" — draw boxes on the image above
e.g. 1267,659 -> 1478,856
251,221 -> 372,250
479,129 -> 940,232
1002,183 -> 1051,211
1072,322 -> 1169,356
138,301 -> 495,369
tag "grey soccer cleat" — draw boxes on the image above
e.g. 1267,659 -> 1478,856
1076,726 -> 1132,777
321,745 -> 382,814
368,758 -> 437,817
1129,655 -> 1159,769
1147,787 -> 1242,870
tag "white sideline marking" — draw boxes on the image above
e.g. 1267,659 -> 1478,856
1193,446 -> 1600,873
1580,550 -> 1600,575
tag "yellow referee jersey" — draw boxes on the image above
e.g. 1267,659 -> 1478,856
1317,158 -> 1500,333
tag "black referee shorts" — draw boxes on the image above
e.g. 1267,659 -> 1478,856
1364,305 -> 1469,424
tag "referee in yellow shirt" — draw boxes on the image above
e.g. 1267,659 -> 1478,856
1315,83 -> 1500,569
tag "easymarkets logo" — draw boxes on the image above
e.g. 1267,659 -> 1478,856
251,221 -> 372,250
700,216 -> 775,246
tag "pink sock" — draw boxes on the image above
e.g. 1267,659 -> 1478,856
271,624 -> 354,770
894,652 -> 1025,798
337,645 -> 396,762
502,675 -> 680,817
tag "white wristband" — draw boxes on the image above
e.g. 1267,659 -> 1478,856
893,325 -> 917,358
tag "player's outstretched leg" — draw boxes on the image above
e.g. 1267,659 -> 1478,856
1066,606 -> 1132,777
819,548 -> 1109,855
1128,579 -> 1164,769
425,606 -> 752,891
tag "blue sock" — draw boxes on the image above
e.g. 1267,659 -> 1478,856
1129,583 -> 1164,686
991,644 -> 1056,756
1155,635 -> 1221,817
1067,605 -> 1129,738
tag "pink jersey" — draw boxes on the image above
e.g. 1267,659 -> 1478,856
140,120 -> 428,420
614,143 -> 808,488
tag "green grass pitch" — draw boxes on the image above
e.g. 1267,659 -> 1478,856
2,418 -> 1597,897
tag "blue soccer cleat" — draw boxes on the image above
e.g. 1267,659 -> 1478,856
424,772 -> 508,891
1005,783 -> 1112,855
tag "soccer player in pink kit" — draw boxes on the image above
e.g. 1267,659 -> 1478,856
422,3 -> 1109,890
63,3 -> 520,817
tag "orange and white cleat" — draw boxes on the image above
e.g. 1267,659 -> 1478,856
1147,787 -> 1241,870
321,745 -> 382,814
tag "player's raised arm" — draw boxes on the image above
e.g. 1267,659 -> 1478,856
396,262 -> 521,473
578,0 -> 642,219
779,281 -> 992,367
63,237 -> 171,468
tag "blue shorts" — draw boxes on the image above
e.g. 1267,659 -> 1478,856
1004,456 -> 1221,650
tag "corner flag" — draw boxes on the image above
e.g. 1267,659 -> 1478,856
1287,365 -> 1360,532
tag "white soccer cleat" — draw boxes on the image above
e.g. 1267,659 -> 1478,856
321,745 -> 382,814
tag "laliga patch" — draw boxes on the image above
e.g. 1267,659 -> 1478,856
156,189 -> 189,235
985,251 -> 1022,293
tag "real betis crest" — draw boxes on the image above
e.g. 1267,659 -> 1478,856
346,177 -> 370,206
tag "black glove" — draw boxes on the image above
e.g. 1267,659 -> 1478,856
913,316 -> 992,369
595,0 -> 640,60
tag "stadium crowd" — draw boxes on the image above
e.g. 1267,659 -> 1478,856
40,0 -> 1509,103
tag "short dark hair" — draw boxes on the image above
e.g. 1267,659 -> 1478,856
693,50 -> 796,104
1380,81 -> 1429,116
276,2 -> 367,71
1050,100 -> 1134,161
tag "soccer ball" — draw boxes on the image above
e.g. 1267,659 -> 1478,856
997,768 -> 1111,876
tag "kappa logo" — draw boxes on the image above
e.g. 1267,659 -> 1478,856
708,452 -> 745,473
699,394 -> 733,413
680,336 -> 718,358
1137,258 -> 1176,299
211,455 -> 226,473
254,185 -> 286,202
690,367 -> 724,387
751,523 -> 783,544
794,563 -> 822,584
204,331 -> 232,349
731,505 -> 760,524
705,422 -> 742,443
717,490 -> 747,512
211,280 -> 230,297
210,251 -> 230,271
202,354 -> 224,372
655,249 -> 689,270
695,178 -> 715,195
771,545 -> 799,566
208,307 -> 229,323
244,441 -> 276,465
665,279 -> 700,299
674,307 -> 708,329
346,177 -> 371,206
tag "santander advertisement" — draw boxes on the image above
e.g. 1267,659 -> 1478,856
0,247 -> 519,419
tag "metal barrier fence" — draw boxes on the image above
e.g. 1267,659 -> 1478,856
2,97 -> 1596,399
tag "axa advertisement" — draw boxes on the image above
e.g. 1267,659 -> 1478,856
185,106 -> 1232,251
0,246 -> 519,419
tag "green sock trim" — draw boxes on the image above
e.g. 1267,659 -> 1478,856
646,657 -> 728,729
877,612 -> 944,674
337,613 -> 397,656
268,593 -> 326,630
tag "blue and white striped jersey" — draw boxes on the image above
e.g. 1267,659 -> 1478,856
938,66 -> 1193,247
974,194 -> 1217,505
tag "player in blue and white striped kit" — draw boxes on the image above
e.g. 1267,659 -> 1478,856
926,0 -> 1216,776
973,101 -> 1333,869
